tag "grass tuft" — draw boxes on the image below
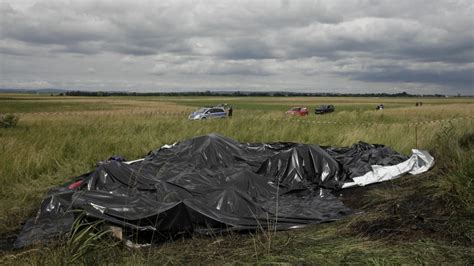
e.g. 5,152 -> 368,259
0,114 -> 19,128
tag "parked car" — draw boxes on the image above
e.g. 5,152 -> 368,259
286,107 -> 309,116
315,105 -> 335,114
188,107 -> 227,120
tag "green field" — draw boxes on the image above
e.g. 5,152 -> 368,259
1,94 -> 473,264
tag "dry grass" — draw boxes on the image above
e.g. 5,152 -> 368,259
0,94 -> 473,264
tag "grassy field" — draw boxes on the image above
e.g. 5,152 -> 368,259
0,94 -> 473,264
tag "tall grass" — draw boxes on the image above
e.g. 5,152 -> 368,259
0,95 -> 473,264
432,125 -> 474,208
64,217 -> 117,264
1,101 -> 473,234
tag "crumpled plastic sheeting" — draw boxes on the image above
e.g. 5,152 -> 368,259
14,134 -> 433,248
342,149 -> 435,188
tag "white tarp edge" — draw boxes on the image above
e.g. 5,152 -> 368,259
124,143 -> 176,165
342,149 -> 435,189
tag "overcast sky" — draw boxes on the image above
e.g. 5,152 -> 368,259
0,0 -> 473,94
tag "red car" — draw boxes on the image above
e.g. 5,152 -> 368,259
286,107 -> 309,116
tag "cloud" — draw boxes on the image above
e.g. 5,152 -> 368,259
0,80 -> 54,89
0,0 -> 473,94
350,65 -> 474,87
120,55 -> 137,64
149,58 -> 275,76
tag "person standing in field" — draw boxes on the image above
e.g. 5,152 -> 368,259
228,106 -> 233,117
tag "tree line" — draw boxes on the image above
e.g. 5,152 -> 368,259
61,90 -> 450,97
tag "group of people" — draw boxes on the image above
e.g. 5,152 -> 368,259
415,102 -> 423,107
376,104 -> 384,110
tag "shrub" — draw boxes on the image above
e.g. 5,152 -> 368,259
0,113 -> 19,128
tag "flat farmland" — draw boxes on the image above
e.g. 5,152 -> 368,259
1,94 -> 473,264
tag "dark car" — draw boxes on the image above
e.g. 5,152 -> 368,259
315,105 -> 335,114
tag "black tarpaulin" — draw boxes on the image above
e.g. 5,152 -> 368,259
15,134 -> 411,248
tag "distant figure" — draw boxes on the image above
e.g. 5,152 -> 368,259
420,102 -> 423,107
416,102 -> 419,107
376,104 -> 384,110
228,106 -> 233,117
380,104 -> 384,110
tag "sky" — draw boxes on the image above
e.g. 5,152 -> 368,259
0,0 -> 473,94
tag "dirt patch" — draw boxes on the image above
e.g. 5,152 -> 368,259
337,174 -> 473,246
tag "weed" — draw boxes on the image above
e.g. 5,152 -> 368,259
64,217 -> 117,264
0,114 -> 19,128
433,124 -> 474,208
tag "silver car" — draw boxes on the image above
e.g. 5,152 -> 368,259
188,107 -> 227,120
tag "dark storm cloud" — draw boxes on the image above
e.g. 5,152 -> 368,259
0,0 -> 473,93
351,67 -> 474,87
399,44 -> 474,64
52,42 -> 105,55
110,45 -> 157,56
217,39 -> 275,60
